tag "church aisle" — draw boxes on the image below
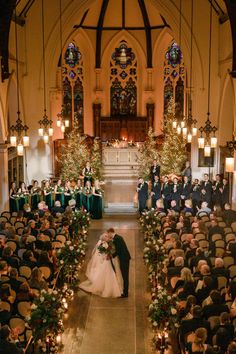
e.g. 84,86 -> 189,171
62,216 -> 152,354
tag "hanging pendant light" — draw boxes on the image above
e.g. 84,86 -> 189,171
198,136 -> 205,149
204,144 -> 211,157
187,133 -> 192,143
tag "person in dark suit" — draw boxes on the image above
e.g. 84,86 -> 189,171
191,179 -> 202,215
150,159 -> 160,182
171,177 -> 182,207
162,176 -> 173,211
0,325 -> 23,354
220,178 -> 230,208
151,175 -> 161,208
137,177 -> 148,213
223,203 -> 236,226
180,175 -> 191,209
208,218 -> 224,242
212,174 -> 223,207
212,257 -> 230,279
201,173 -> 212,207
107,228 -> 131,298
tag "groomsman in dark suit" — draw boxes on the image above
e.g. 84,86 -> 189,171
220,178 -> 229,208
150,159 -> 160,182
200,173 -> 212,207
151,175 -> 162,208
172,177 -> 182,208
162,176 -> 173,211
191,179 -> 202,215
137,177 -> 148,213
212,174 -> 222,207
180,175 -> 191,208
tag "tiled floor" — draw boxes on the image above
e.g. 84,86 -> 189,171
62,215 -> 152,354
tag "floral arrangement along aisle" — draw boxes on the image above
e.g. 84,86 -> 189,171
139,209 -> 180,353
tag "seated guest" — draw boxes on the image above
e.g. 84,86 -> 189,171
183,199 -> 193,214
15,282 -> 34,302
186,327 -> 211,353
36,250 -> 54,276
203,290 -> 229,319
51,200 -> 64,216
213,312 -> 234,353
196,276 -> 214,304
222,203 -> 236,226
227,236 -> 236,258
185,239 -> 199,264
2,247 -> 19,269
0,325 -> 23,354
178,294 -> 197,320
0,283 -> 15,304
167,256 -> 184,277
173,267 -> 195,299
29,267 -> 48,291
196,201 -> 212,216
212,258 -> 230,278
168,199 -> 180,214
23,204 -> 34,221
156,198 -> 165,213
0,260 -> 8,276
0,221 -> 7,235
208,218 -> 224,242
27,220 -> 39,237
20,250 -> 37,269
227,341 -> 236,354
5,226 -> 20,244
168,240 -> 185,262
179,305 -> 211,346
8,268 -> 22,292
190,248 -> 211,271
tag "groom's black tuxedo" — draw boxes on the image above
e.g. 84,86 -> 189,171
113,234 -> 131,297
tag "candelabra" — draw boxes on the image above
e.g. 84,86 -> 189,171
38,110 -> 53,143
10,112 -> 29,156
198,115 -> 217,156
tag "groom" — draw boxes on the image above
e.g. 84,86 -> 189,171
107,228 -> 131,298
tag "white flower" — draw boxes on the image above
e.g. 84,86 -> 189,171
43,319 -> 47,323
60,260 -> 64,264
41,289 -> 46,294
40,296 -> 45,302
171,308 -> 177,315
31,304 -> 37,310
53,290 -> 58,295
69,246 -> 74,251
153,321 -> 158,327
66,241 -> 71,245
167,296 -> 171,300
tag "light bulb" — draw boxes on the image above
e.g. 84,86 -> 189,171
17,144 -> 24,156
211,136 -> 217,148
204,144 -> 211,157
43,134 -> 49,143
61,124 -> 65,133
187,133 -> 192,143
198,137 -> 205,149
172,120 -> 177,129
65,119 -> 69,127
177,126 -> 181,135
23,136 -> 29,147
10,135 -> 17,147
48,127 -> 54,136
38,127 -> 44,137
182,127 -> 187,137
57,119 -> 61,127
181,121 -> 185,128
192,127 -> 197,136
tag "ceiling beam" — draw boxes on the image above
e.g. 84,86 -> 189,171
224,0 -> 236,77
96,0 -> 109,68
138,0 -> 152,68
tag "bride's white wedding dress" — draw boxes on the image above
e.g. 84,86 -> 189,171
79,240 -> 123,298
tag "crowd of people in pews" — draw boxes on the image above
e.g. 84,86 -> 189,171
0,202 -> 82,353
9,162 -> 104,220
137,160 -> 231,216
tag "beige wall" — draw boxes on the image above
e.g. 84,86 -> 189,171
0,0 -> 235,205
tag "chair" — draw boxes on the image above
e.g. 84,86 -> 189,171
231,222 -> 236,232
208,316 -> 220,330
211,234 -> 222,242
229,265 -> 236,278
17,301 -> 32,318
217,276 -> 228,290
19,266 -> 32,279
39,266 -> 51,280
56,234 -> 67,244
0,216 -> 8,223
0,301 -> 11,312
0,275 -> 10,283
52,241 -> 63,249
214,239 -> 225,248
16,227 -> 24,236
10,216 -> 16,224
215,247 -> 225,257
226,233 -> 236,244
0,233 -> 6,240
1,211 -> 11,219
199,214 -> 209,220
223,256 -> 234,268
195,233 -> 206,241
5,221 -> 12,228
218,221 -> 226,228
17,276 -> 28,283
198,239 -> 209,250
14,221 -> 25,229
224,227 -> 233,234
5,240 -> 17,252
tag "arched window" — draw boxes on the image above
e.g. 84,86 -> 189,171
62,42 -> 84,132
163,42 -> 185,118
110,41 -> 137,117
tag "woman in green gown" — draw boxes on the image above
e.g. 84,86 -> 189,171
64,180 -> 73,207
91,180 -> 103,219
43,180 -> 54,210
30,180 -> 41,210
82,180 -> 93,212
9,182 -> 19,213
54,179 -> 65,207
74,179 -> 83,209
18,182 -> 29,210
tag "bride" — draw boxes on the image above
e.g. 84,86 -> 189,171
79,233 -> 123,298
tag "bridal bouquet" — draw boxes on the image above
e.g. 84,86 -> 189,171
97,240 -> 115,260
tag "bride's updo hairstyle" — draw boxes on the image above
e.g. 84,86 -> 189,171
100,233 -> 109,241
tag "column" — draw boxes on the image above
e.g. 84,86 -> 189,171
0,144 -> 9,211
232,78 -> 236,209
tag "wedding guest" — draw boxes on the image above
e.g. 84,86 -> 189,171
191,178 -> 202,215
82,161 -> 94,186
180,175 -> 191,209
150,159 -> 160,182
162,176 -> 173,211
43,180 -> 54,210
29,267 -> 48,291
54,179 -> 65,207
151,175 -> 161,208
137,177 -> 148,213
212,174 -> 222,207
0,325 -> 23,354
172,177 -> 182,207
196,201 -> 211,216
223,203 -> 236,226
220,178 -> 230,208
51,200 -> 64,216
212,258 -> 230,279
91,180 -> 103,219
181,160 -> 192,182
31,180 -> 41,211
74,179 -> 83,209
200,174 -> 212,207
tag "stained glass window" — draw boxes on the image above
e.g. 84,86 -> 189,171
110,41 -> 137,116
163,41 -> 185,116
62,42 -> 84,132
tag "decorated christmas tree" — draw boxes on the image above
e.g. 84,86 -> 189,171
60,127 -> 89,181
91,138 -> 103,181
138,127 -> 160,180
160,97 -> 187,176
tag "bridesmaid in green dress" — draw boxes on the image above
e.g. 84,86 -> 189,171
43,180 -> 54,210
64,180 -> 73,207
9,182 -> 19,213
74,179 -> 83,209
82,161 -> 94,186
82,180 -> 93,212
54,179 -> 65,207
91,179 -> 103,219
31,180 -> 41,210
18,182 -> 29,210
